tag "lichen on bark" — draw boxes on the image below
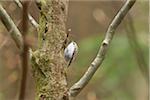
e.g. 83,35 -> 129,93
31,0 -> 69,99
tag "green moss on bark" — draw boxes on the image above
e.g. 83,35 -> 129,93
31,0 -> 68,99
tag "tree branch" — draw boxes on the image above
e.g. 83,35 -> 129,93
0,4 -> 23,49
69,0 -> 136,97
0,38 -> 8,51
18,1 -> 29,100
14,0 -> 39,28
124,14 -> 148,82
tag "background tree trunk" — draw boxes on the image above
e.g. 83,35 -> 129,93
31,0 -> 69,99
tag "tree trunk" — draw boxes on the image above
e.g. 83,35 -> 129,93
31,0 -> 69,99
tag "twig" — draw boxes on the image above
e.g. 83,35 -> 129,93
0,38 -> 8,51
69,0 -> 136,97
0,4 -> 23,49
0,21 -> 21,51
14,0 -> 39,28
18,1 -> 29,100
124,14 -> 148,82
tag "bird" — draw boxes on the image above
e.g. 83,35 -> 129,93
64,41 -> 78,67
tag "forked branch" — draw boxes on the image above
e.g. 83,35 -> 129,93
14,0 -> 39,28
69,0 -> 136,97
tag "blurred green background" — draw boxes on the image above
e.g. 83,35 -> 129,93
0,0 -> 148,100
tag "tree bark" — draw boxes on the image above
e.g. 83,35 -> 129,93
31,0 -> 69,99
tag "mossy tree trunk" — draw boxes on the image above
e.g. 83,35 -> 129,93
31,0 -> 69,99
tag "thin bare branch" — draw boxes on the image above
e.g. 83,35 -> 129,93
18,1 -> 29,100
0,38 -> 8,51
14,0 -> 39,28
28,13 -> 39,28
125,14 -> 148,82
69,0 -> 136,97
0,4 -> 23,49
